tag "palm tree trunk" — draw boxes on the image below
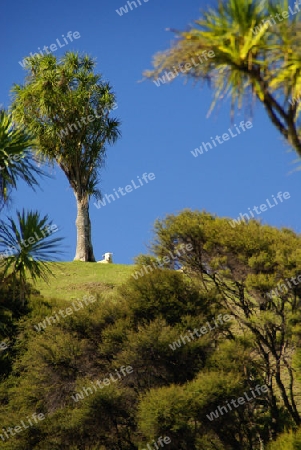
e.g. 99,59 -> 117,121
74,193 -> 95,262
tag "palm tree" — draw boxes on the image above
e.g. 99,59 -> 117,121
144,0 -> 301,158
0,209 -> 64,302
11,52 -> 121,261
0,110 -> 43,209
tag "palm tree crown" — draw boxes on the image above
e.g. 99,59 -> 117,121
145,0 -> 301,157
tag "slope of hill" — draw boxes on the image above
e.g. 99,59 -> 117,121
33,262 -> 134,301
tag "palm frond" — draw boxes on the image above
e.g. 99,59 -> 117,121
0,210 -> 64,301
0,110 -> 45,206
144,0 -> 301,156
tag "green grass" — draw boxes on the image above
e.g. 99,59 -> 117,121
33,262 -> 134,301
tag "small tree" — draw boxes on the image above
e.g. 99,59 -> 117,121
11,52 -> 121,261
149,210 -> 301,430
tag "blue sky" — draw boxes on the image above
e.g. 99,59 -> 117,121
1,0 -> 300,263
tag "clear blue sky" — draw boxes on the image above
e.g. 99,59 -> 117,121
1,0 -> 300,263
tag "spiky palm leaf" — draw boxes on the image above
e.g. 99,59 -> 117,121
0,210 -> 64,301
0,110 -> 44,207
145,0 -> 301,157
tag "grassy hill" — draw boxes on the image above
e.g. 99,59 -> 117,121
33,262 -> 134,301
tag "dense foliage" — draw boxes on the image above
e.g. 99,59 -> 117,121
1,210 -> 301,449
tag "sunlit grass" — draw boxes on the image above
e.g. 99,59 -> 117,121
31,262 -> 135,301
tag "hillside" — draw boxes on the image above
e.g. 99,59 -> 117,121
33,262 -> 134,301
1,213 -> 301,449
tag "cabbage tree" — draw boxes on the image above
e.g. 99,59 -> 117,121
11,52 -> 120,261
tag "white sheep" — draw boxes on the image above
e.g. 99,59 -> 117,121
97,252 -> 113,264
